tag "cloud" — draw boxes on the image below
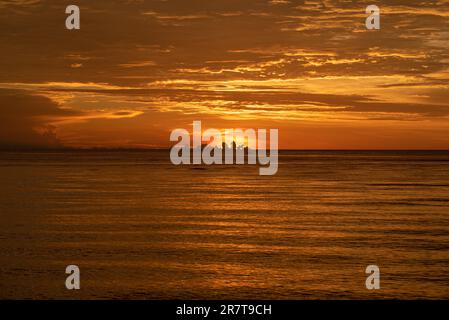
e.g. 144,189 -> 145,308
12,79 -> 446,121
1,0 -> 449,148
0,0 -> 41,9
118,61 -> 157,68
0,89 -> 81,149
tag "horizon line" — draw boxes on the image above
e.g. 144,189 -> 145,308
1,147 -> 449,152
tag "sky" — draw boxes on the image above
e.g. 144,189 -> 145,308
0,0 -> 449,149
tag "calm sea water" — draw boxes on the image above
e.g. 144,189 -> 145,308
1,150 -> 449,299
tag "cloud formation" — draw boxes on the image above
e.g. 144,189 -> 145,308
0,0 -> 448,148
0,89 -> 81,149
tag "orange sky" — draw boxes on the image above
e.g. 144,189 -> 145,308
1,0 -> 449,149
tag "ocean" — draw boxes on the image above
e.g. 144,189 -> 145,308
1,150 -> 448,299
